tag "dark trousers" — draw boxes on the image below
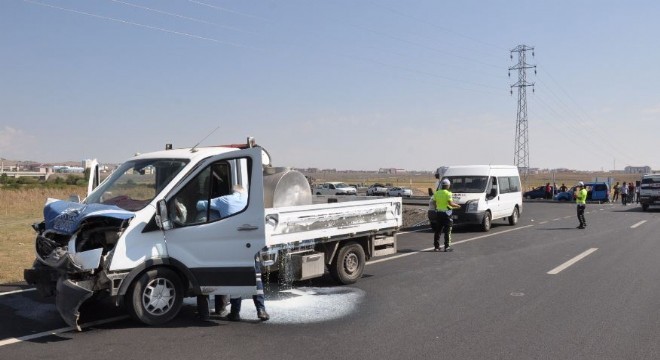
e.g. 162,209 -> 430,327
230,256 -> 266,314
433,211 -> 453,249
577,204 -> 586,227
613,191 -> 619,201
621,193 -> 628,205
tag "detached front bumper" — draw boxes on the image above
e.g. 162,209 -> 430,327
26,234 -> 105,331
56,278 -> 94,331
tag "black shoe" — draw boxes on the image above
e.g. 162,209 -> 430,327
577,226 -> 585,229
227,312 -> 241,322
257,309 -> 270,321
444,246 -> 453,252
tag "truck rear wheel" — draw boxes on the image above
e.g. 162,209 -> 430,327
330,242 -> 365,285
127,268 -> 184,326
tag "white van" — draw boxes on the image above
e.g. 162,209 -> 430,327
428,165 -> 523,231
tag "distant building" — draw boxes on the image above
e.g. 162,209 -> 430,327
624,166 -> 651,174
378,168 -> 406,174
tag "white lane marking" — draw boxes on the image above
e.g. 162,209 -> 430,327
563,216 -> 571,219
0,288 -> 36,297
599,209 -> 604,211
547,248 -> 598,275
0,315 -> 129,347
553,218 -> 561,221
631,220 -> 647,229
539,221 -> 548,225
367,225 -> 534,265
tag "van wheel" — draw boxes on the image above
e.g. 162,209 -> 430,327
481,211 -> 492,232
127,268 -> 184,326
508,207 -> 519,226
330,242 -> 365,285
642,204 -> 649,211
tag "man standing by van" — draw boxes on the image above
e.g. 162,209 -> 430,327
433,179 -> 461,252
576,182 -> 587,229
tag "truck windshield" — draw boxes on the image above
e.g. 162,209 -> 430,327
445,176 -> 488,193
85,159 -> 189,211
641,176 -> 660,188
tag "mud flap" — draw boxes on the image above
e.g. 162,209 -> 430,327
56,278 -> 94,332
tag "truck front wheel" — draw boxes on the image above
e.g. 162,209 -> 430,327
330,242 -> 365,285
127,268 -> 184,326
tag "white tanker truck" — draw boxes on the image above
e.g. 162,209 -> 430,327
24,138 -> 401,330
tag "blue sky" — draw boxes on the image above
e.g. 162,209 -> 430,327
1,0 -> 658,171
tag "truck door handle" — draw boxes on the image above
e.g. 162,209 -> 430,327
237,224 -> 259,231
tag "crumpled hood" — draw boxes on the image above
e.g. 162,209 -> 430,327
44,200 -> 135,235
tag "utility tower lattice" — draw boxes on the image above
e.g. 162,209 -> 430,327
509,45 -> 536,180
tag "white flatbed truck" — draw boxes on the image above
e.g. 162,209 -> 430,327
24,138 -> 401,330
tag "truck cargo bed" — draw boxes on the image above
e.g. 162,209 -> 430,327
264,197 -> 402,247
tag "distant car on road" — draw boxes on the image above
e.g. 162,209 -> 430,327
387,187 -> 412,197
314,182 -> 357,196
554,182 -> 609,202
366,183 -> 388,196
523,185 -> 554,199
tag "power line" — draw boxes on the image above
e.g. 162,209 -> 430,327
107,0 -> 253,34
22,0 -> 257,50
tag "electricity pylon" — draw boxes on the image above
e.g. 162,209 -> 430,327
509,45 -> 536,180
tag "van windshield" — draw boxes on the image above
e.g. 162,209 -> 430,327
85,159 -> 189,211
641,176 -> 660,188
445,176 -> 488,193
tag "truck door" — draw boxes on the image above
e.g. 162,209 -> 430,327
161,147 -> 266,296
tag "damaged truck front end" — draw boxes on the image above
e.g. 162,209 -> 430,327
24,200 -> 134,331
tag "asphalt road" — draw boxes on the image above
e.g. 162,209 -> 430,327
1,202 -> 659,360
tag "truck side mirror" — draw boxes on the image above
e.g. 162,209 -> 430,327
155,199 -> 172,231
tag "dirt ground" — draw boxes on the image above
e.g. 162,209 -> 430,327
402,205 -> 429,228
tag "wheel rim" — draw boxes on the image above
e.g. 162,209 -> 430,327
513,209 -> 518,222
142,277 -> 176,316
344,252 -> 359,275
485,214 -> 491,228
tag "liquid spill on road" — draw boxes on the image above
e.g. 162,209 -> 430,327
184,286 -> 365,324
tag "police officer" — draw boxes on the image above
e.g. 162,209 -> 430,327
575,181 -> 587,229
433,179 -> 461,252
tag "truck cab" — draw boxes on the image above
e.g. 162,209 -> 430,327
25,142 -> 269,330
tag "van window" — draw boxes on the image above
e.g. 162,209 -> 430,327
594,184 -> 607,191
445,176 -> 488,193
508,176 -> 521,192
169,157 -> 251,227
498,177 -> 511,194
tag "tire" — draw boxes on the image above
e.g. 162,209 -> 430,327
481,211 -> 492,232
642,204 -> 649,212
316,192 -> 322,196
127,268 -> 184,326
508,207 -> 519,226
330,242 -> 366,285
